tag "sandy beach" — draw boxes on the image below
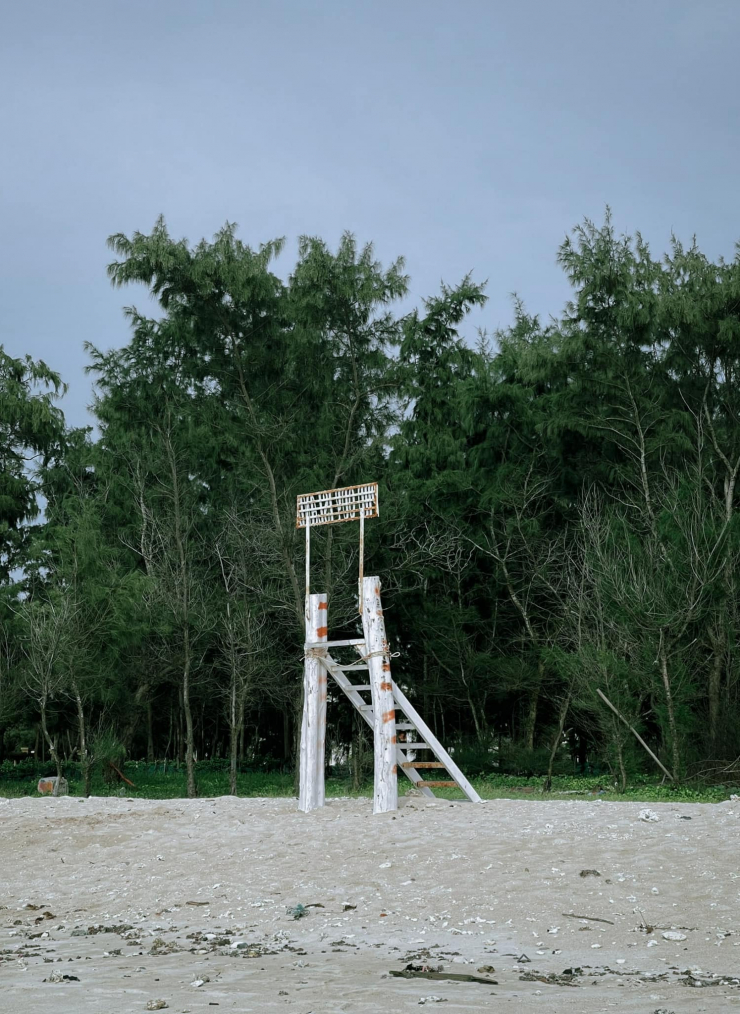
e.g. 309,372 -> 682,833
1,793 -> 739,1013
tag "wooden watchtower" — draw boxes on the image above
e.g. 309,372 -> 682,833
296,481 -> 481,814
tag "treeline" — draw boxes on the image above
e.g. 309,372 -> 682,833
2,213 -> 740,794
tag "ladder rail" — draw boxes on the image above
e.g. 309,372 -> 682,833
318,653 -> 374,731
318,652 -> 435,798
392,681 -> 482,803
316,651 -> 480,804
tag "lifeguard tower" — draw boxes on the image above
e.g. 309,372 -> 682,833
296,481 -> 481,814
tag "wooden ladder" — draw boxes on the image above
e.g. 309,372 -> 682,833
310,639 -> 482,803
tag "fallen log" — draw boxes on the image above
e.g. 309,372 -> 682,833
390,970 -> 498,985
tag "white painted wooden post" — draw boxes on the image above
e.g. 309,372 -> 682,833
361,576 -> 397,814
298,593 -> 328,811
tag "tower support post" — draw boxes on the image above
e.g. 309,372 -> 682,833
298,593 -> 328,812
361,576 -> 398,814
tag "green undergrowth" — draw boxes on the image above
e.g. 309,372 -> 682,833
0,760 -> 736,803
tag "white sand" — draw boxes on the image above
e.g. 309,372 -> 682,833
1,793 -> 739,1012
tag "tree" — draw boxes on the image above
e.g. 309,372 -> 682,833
0,348 -> 65,579
18,593 -> 73,790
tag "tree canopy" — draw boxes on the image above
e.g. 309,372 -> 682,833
4,213 -> 740,793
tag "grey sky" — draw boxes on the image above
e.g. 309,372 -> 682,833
2,0 -> 739,429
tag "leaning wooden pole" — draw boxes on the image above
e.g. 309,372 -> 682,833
299,594 -> 328,811
361,576 -> 398,814
596,688 -> 674,781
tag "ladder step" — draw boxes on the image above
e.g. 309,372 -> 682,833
416,780 -> 459,788
395,723 -> 416,731
305,638 -> 365,649
348,685 -> 371,691
334,664 -> 369,671
359,705 -> 374,712
397,743 -> 429,750
401,762 -> 447,769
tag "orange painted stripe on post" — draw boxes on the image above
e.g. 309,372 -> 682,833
316,626 -> 328,637
380,681 -> 392,691
318,601 -> 328,610
392,764 -> 398,774
382,663 -> 391,672
391,735 -> 397,744
382,709 -> 395,723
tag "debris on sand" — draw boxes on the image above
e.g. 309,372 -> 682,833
418,997 -> 447,1004
43,971 -> 79,983
519,970 -> 579,987
149,937 -> 180,956
37,776 -> 68,796
145,1001 -> 168,1011
85,923 -> 133,935
680,970 -> 740,988
579,869 -> 601,877
639,808 -> 660,822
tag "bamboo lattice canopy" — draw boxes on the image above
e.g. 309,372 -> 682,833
296,482 -> 379,528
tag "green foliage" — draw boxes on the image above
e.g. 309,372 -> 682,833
0,348 -> 65,578
3,212 -> 740,791
0,760 -> 733,804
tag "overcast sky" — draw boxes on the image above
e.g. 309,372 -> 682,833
2,0 -> 739,428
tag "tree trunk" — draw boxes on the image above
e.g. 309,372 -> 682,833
351,714 -> 365,792
229,676 -> 238,796
182,630 -> 197,798
177,690 -> 185,765
522,688 -> 539,751
164,702 -> 173,761
612,717 -> 628,792
39,696 -> 62,791
460,670 -> 484,743
708,633 -> 724,755
283,707 -> 291,764
73,683 -> 91,797
521,657 -> 544,751
544,693 -> 570,792
658,638 -> 681,780
146,701 -> 155,763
